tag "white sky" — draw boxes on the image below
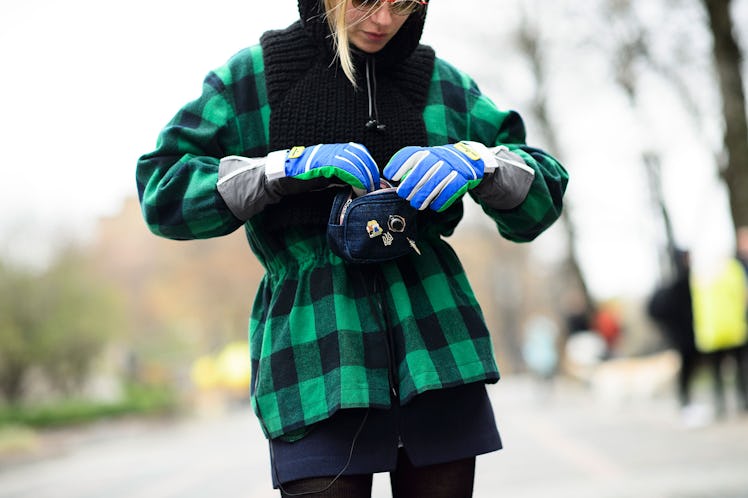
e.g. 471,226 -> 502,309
1,0 -> 746,300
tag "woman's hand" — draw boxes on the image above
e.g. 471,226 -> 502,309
266,142 -> 380,195
383,142 -> 494,212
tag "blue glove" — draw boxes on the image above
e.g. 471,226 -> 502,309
265,143 -> 380,194
383,142 -> 494,212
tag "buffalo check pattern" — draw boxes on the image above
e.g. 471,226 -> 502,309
136,45 -> 568,439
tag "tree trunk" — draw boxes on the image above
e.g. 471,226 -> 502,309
0,361 -> 27,403
702,0 -> 748,230
517,15 -> 596,315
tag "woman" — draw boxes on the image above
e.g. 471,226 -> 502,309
137,0 -> 568,496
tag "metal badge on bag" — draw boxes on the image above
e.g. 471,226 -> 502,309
366,220 -> 383,238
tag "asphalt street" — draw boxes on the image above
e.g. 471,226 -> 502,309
1,376 -> 747,498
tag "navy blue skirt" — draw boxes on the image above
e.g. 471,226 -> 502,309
269,382 -> 501,487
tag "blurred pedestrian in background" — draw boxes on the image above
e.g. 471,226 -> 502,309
136,0 -> 568,496
690,245 -> 748,419
562,291 -> 606,378
647,249 -> 703,424
592,302 -> 622,360
522,314 -> 560,400
737,225 -> 748,277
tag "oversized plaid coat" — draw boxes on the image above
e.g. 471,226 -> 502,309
137,45 -> 568,440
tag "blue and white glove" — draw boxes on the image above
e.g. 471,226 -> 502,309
265,143 -> 380,195
383,141 -> 496,212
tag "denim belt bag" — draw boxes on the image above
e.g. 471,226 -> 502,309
327,187 -> 420,264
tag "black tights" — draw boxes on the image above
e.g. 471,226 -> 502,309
677,350 -> 698,407
708,346 -> 748,415
279,450 -> 476,498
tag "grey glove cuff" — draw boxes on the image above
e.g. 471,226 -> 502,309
217,153 -> 340,220
217,155 -> 279,220
472,146 -> 535,210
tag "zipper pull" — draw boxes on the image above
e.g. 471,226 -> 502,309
338,197 -> 353,224
406,237 -> 421,256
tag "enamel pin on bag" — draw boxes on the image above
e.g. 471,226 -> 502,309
327,184 -> 421,264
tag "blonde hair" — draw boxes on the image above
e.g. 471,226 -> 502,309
324,0 -> 357,86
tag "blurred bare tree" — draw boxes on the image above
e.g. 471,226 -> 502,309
701,0 -> 748,230
602,0 -> 748,233
514,8 -> 596,322
601,0 -> 681,281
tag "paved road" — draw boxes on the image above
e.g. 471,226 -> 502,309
1,376 -> 747,498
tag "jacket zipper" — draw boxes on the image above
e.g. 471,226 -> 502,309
372,270 -> 398,399
371,268 -> 403,448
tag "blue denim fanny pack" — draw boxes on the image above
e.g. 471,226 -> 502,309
327,187 -> 420,264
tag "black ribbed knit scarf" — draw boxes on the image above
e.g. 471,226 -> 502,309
260,3 -> 435,168
254,1 -> 436,228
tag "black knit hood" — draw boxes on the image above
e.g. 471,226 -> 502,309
297,0 -> 428,69
261,0 -> 435,164
255,1 -> 451,237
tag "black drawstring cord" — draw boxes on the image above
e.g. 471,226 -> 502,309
365,58 -> 386,132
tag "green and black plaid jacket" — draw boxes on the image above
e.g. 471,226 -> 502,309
137,44 -> 568,440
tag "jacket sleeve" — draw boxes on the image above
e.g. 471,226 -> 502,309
135,46 -> 268,240
425,59 -> 568,243
470,101 -> 568,243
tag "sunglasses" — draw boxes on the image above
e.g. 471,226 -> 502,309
351,0 -> 428,16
